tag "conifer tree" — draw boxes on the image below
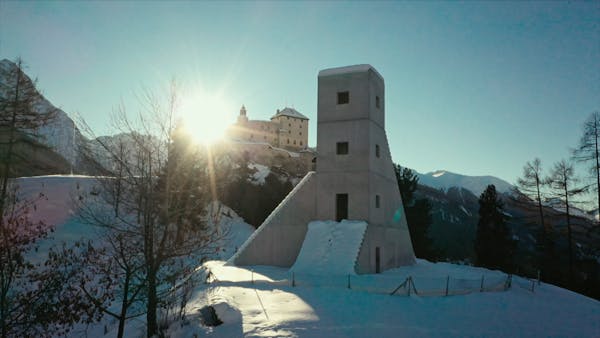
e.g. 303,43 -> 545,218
394,164 -> 435,260
475,184 -> 515,272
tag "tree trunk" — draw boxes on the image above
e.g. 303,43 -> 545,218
117,272 -> 130,338
594,118 -> 600,218
564,183 -> 573,281
146,267 -> 158,338
0,68 -> 21,216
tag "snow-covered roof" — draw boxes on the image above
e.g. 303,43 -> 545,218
271,107 -> 309,120
318,64 -> 383,80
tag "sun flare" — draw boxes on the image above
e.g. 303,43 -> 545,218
178,87 -> 234,145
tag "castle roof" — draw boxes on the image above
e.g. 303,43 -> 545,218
271,107 -> 309,120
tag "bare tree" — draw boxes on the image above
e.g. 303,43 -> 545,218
546,160 -> 585,280
514,158 -> 556,273
77,83 -> 226,337
573,111 -> 600,215
516,158 -> 547,229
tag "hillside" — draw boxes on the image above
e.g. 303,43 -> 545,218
417,170 -> 514,196
0,59 -> 99,175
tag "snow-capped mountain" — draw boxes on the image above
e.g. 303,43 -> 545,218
417,169 -> 513,196
0,58 -> 84,170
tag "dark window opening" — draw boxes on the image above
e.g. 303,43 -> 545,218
300,141 -> 303,146
375,195 -> 380,208
336,193 -> 348,221
336,142 -> 349,155
375,144 -> 380,158
337,91 -> 349,104
287,139 -> 290,144
376,96 -> 380,109
293,140 -> 296,145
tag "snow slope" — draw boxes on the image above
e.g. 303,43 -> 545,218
15,175 -> 255,262
290,220 -> 367,275
179,260 -> 600,338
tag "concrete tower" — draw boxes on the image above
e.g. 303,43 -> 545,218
231,65 -> 415,273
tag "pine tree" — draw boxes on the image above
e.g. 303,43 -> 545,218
394,164 -> 435,260
475,184 -> 515,272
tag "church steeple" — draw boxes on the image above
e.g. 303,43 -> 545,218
237,105 -> 249,124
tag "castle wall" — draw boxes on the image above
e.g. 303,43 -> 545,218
228,114 -> 308,150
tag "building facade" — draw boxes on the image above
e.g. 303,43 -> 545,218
227,106 -> 309,150
231,64 -> 415,274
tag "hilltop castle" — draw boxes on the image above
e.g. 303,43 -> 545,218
227,106 -> 309,150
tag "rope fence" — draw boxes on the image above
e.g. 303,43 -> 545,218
204,267 -> 523,297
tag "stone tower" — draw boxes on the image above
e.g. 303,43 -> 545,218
231,65 -> 415,273
237,105 -> 248,124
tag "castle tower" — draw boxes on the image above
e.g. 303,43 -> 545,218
231,65 -> 415,273
237,105 -> 248,124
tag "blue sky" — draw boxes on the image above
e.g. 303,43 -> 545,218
1,1 -> 598,184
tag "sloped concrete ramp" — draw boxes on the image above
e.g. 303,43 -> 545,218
290,220 -> 367,275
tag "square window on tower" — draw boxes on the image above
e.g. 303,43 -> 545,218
337,91 -> 349,105
336,142 -> 349,155
376,95 -> 380,109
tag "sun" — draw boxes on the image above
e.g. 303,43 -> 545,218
178,87 -> 235,145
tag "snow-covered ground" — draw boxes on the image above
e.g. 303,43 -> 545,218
178,260 -> 600,338
249,163 -> 271,185
12,175 -> 600,337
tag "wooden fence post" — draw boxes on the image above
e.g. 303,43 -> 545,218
445,275 -> 450,296
480,275 -> 484,292
292,272 -> 295,287
347,275 -> 351,289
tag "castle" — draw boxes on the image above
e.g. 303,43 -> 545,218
227,106 -> 309,150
